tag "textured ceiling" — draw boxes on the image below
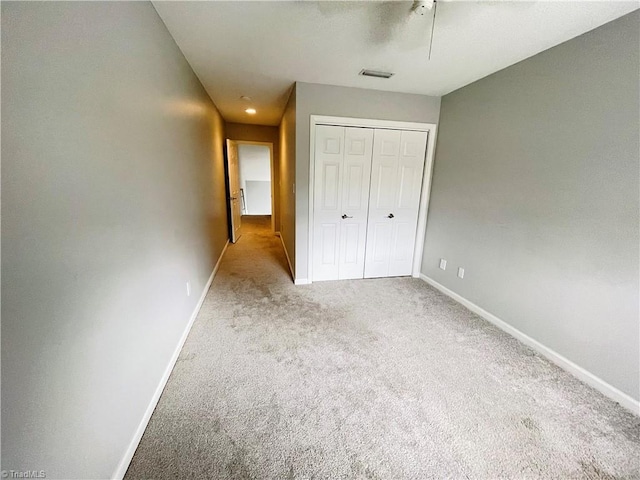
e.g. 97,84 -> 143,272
153,1 -> 639,126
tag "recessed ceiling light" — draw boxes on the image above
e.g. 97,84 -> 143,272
359,69 -> 394,79
240,96 -> 252,101
245,108 -> 256,114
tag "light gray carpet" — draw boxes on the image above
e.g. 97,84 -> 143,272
125,215 -> 640,479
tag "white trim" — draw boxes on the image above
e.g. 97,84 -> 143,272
310,115 -> 435,131
294,278 -> 311,285
279,234 -> 295,282
308,120 -> 317,283
112,240 -> 229,480
412,124 -> 437,277
419,273 -> 640,415
308,115 -> 438,283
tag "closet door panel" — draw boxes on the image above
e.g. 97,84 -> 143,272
321,163 -> 340,209
342,224 -> 359,261
365,129 -> 428,278
387,221 -> 415,276
339,127 -> 374,279
364,129 -> 401,278
387,130 -> 429,277
320,224 -> 338,264
314,124 -> 428,282
313,125 -> 345,281
371,164 -> 397,208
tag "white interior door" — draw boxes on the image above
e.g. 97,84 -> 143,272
226,139 -> 242,243
364,129 -> 400,278
312,126 -> 344,281
312,126 -> 374,281
388,130 -> 428,276
364,129 -> 428,278
339,127 -> 374,279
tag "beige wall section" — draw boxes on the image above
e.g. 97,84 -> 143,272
295,82 -> 441,281
279,86 -> 297,278
1,2 -> 228,478
422,12 -> 640,400
226,123 -> 280,231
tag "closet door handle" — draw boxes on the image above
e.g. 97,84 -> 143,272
341,214 -> 353,219
387,213 -> 395,218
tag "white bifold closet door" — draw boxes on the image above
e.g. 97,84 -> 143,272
364,129 -> 428,278
313,126 -> 374,281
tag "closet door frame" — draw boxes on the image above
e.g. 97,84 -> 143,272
308,115 -> 438,284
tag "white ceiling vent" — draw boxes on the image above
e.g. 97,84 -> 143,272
359,69 -> 394,79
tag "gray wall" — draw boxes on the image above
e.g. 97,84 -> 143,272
422,11 -> 639,400
279,86 -> 297,277
1,2 -> 228,478
226,123 -> 281,230
295,82 -> 441,280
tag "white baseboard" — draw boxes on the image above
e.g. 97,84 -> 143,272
279,235 -> 295,282
419,274 -> 640,415
294,278 -> 311,285
112,240 -> 229,479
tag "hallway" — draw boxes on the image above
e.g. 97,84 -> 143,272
124,216 -> 639,479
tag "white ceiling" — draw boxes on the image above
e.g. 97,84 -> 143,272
153,1 -> 639,126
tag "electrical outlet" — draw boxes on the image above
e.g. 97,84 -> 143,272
439,259 -> 447,270
186,281 -> 191,297
457,267 -> 465,279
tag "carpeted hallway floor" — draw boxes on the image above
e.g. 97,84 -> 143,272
125,216 -> 639,479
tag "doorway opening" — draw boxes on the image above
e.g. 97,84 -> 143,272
225,139 -> 275,243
